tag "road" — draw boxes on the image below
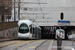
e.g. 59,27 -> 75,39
36,40 -> 53,50
0,40 -> 47,50
0,39 -> 75,50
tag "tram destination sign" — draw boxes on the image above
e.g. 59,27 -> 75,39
58,20 -> 70,26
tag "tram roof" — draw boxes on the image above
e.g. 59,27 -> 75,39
32,23 -> 41,29
18,20 -> 41,29
18,20 -> 33,26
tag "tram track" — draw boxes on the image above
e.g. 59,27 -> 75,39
0,40 -> 44,50
15,40 -> 47,50
0,40 -> 53,50
0,40 -> 22,48
14,40 -> 38,50
0,40 -> 36,48
0,41 -> 19,48
35,40 -> 47,50
35,40 -> 53,50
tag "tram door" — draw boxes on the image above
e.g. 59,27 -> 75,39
32,27 -> 37,39
32,27 -> 35,38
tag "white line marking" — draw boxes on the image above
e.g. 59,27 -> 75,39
48,40 -> 54,50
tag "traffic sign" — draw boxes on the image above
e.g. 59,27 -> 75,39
58,20 -> 70,26
56,29 -> 65,39
58,20 -> 70,23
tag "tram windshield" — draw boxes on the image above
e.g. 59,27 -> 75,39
19,24 -> 29,33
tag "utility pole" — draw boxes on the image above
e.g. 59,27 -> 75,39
14,0 -> 16,21
18,0 -> 20,20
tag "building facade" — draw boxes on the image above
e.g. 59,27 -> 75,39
0,0 -> 12,22
11,0 -> 75,26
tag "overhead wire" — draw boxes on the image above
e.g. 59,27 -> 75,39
32,0 -> 45,22
38,0 -> 44,18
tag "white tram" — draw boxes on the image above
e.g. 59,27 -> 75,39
18,20 -> 41,39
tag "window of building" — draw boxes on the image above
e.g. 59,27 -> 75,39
60,12 -> 64,20
24,8 -> 27,11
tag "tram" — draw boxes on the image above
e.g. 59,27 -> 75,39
18,20 -> 41,39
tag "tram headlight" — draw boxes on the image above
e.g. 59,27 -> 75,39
18,33 -> 20,35
27,33 -> 30,35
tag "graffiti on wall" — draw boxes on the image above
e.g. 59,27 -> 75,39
0,27 -> 18,38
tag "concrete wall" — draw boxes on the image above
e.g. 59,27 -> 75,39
0,21 -> 18,38
0,27 -> 18,38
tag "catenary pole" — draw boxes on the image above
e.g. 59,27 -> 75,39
18,0 -> 20,20
14,0 -> 16,21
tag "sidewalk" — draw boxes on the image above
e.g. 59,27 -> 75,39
51,40 -> 65,50
51,40 -> 57,50
51,40 -> 74,50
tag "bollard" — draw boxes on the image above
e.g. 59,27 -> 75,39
57,35 -> 62,50
72,40 -> 74,47
72,36 -> 74,47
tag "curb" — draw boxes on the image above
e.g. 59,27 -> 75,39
0,38 -> 17,42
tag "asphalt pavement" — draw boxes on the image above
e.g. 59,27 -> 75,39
0,39 -> 75,50
0,40 -> 46,50
36,40 -> 53,50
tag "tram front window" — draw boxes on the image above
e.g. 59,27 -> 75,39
19,24 -> 29,33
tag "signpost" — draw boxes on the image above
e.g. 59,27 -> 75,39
57,20 -> 70,50
58,20 -> 70,26
56,29 -> 65,50
56,29 -> 65,39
